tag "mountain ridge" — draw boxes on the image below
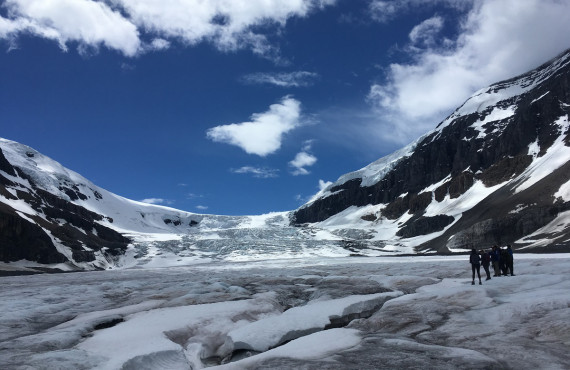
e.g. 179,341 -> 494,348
2,49 -> 570,271
293,49 -> 570,253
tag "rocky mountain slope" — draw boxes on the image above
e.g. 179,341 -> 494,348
294,49 -> 570,253
0,138 -> 348,271
1,50 -> 570,271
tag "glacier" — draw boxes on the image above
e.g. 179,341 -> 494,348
1,255 -> 569,369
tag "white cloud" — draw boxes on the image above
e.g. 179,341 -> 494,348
139,198 -> 173,205
369,0 -> 469,23
409,16 -> 444,47
289,141 -> 317,176
367,0 -> 570,144
231,166 -> 279,178
195,205 -> 208,210
207,96 -> 302,156
241,71 -> 319,87
146,38 -> 170,51
1,0 -> 140,56
0,0 -> 335,58
318,179 -> 332,191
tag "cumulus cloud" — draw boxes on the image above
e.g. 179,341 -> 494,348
207,96 -> 302,156
231,166 -> 279,178
289,152 -> 317,175
139,198 -> 173,205
241,71 -> 319,87
1,0 -> 141,56
0,0 -> 335,58
195,205 -> 209,210
367,0 -> 570,144
289,140 -> 317,175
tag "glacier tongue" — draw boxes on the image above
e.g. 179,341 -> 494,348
2,255 -> 569,369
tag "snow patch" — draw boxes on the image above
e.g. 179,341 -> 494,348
470,106 -> 516,139
517,210 -> 570,248
531,91 -> 550,104
515,115 -> 570,193
528,139 -> 540,158
554,179 -> 570,202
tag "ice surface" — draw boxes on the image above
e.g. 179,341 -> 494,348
211,328 -> 362,369
226,291 -> 402,352
1,255 -> 569,369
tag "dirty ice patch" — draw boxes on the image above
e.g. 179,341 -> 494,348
382,338 -> 497,364
227,291 -> 402,352
211,328 -> 361,369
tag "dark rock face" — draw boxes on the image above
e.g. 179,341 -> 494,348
397,215 -> 455,238
0,204 -> 67,264
293,50 -> 570,251
164,218 -> 182,226
0,161 -> 131,267
0,148 -> 16,177
422,160 -> 570,252
435,172 -> 475,201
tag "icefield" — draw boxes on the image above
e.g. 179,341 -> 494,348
1,254 -> 569,369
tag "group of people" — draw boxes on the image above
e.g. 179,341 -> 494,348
469,245 -> 514,285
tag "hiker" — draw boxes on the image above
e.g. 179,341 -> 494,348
469,248 -> 482,285
491,245 -> 501,276
506,245 -> 515,276
500,247 -> 509,276
481,249 -> 492,280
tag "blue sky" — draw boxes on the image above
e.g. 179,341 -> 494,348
1,0 -> 570,215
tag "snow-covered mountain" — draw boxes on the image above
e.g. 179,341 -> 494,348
294,48 -> 570,253
2,49 -> 570,271
0,138 -> 371,271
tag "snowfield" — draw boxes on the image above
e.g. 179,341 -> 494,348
1,254 -> 569,369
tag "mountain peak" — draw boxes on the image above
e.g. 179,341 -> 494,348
294,49 -> 570,253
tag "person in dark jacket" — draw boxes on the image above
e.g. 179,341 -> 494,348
506,245 -> 515,276
491,245 -> 501,276
500,247 -> 509,276
481,249 -> 492,280
469,248 -> 482,285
